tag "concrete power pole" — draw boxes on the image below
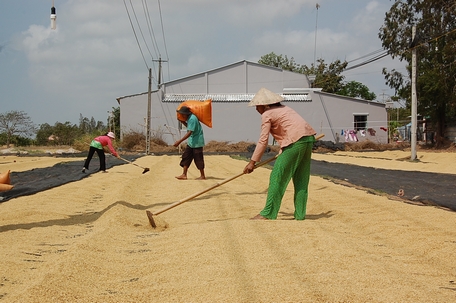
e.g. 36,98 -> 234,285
146,58 -> 168,154
153,57 -> 168,88
411,25 -> 417,160
146,68 -> 152,155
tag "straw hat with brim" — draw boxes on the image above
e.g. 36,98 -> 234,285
248,87 -> 284,106
177,106 -> 192,115
107,131 -> 115,139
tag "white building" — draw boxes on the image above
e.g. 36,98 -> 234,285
117,60 -> 388,145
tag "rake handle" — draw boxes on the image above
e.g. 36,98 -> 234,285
119,156 -> 147,170
153,155 -> 277,216
152,133 -> 324,216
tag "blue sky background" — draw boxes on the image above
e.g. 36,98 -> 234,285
0,0 -> 406,127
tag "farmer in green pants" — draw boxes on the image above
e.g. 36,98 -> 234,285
243,88 -> 316,220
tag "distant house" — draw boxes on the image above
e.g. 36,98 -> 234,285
117,60 -> 388,145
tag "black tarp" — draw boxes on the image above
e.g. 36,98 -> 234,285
0,156 -> 136,202
1,154 -> 455,212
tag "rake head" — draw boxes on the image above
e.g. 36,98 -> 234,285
146,210 -> 156,228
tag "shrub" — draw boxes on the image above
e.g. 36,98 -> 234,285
121,131 -> 146,150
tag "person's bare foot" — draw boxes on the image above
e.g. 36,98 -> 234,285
195,176 -> 206,180
175,175 -> 187,180
250,214 -> 268,220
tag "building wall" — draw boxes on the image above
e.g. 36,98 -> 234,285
163,61 -> 311,95
118,61 -> 388,146
118,93 -> 149,135
312,92 -> 388,143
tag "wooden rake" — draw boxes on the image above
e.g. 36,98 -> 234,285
118,156 -> 150,174
146,133 -> 325,228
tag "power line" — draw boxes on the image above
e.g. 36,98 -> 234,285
344,7 -> 456,72
346,27 -> 456,73
123,0 -> 149,71
121,1 -> 177,133
344,51 -> 389,71
409,27 -> 456,52
158,0 -> 169,62
142,0 -> 160,59
128,0 -> 155,67
346,48 -> 386,64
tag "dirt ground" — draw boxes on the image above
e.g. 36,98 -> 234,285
0,150 -> 455,302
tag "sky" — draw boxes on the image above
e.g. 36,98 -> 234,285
0,0 -> 407,127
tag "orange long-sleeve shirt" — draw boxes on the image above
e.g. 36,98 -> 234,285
251,105 -> 316,162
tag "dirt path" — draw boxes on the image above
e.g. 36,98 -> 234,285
0,152 -> 455,302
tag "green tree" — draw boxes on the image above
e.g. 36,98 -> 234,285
258,52 -> 302,71
78,113 -> 105,134
0,110 -> 36,147
300,58 -> 348,94
36,122 -> 83,146
53,122 -> 82,145
336,81 -> 376,100
258,53 -> 365,95
90,117 -> 97,130
379,1 -> 456,145
79,114 -> 91,133
35,123 -> 55,145
109,107 -> 120,139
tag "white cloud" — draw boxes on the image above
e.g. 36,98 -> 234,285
20,25 -> 57,58
349,1 -> 384,35
1,0 -> 405,125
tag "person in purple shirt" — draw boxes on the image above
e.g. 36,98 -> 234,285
244,88 -> 316,220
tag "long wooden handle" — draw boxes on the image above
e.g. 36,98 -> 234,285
153,133 -> 324,216
153,156 -> 277,215
119,156 -> 146,169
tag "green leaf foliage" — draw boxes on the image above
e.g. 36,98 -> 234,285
379,1 -> 456,143
258,52 -> 373,97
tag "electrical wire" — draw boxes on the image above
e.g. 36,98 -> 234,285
158,0 -> 170,63
344,51 -> 390,71
346,48 -> 386,64
156,0 -> 175,130
128,0 -> 156,68
142,0 -> 160,59
344,5 -> 455,73
122,0 -> 149,71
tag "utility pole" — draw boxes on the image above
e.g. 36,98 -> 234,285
153,57 -> 168,88
411,25 -> 417,160
146,68 -> 152,155
146,58 -> 168,154
107,110 -> 115,135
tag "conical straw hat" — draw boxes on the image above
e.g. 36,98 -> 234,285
248,87 -> 284,106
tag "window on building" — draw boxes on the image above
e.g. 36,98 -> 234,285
353,114 -> 368,130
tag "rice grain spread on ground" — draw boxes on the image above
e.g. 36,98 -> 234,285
0,150 -> 455,302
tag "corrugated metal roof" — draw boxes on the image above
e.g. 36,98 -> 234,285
163,94 -> 311,102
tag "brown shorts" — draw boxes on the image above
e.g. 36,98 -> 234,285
180,146 -> 205,170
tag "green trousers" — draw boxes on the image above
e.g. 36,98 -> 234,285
259,136 -> 314,220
